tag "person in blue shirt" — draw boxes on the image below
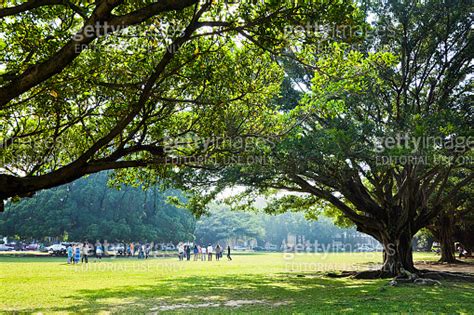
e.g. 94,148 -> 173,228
74,245 -> 81,264
193,245 -> 199,261
67,245 -> 73,264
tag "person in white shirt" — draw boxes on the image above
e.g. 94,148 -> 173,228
207,244 -> 213,261
81,242 -> 89,263
201,246 -> 207,261
178,243 -> 184,261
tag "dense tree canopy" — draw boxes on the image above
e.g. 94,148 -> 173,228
0,0 -> 360,210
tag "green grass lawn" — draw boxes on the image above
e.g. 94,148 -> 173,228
0,252 -> 472,314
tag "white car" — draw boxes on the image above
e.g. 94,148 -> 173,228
47,244 -> 67,256
0,244 -> 14,251
47,244 -> 66,250
265,245 -> 278,251
233,246 -> 247,251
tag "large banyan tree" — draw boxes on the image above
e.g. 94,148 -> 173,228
171,0 -> 473,276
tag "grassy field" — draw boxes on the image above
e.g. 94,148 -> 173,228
0,252 -> 473,314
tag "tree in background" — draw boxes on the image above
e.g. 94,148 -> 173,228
1,175 -> 368,248
194,204 -> 264,245
194,203 -> 364,248
260,212 -> 361,248
175,1 -> 473,276
429,183 -> 473,262
0,172 -> 195,242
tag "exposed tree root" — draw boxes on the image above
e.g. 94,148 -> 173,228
326,271 -> 358,278
437,258 -> 460,264
325,269 -> 474,283
418,270 -> 474,282
352,270 -> 393,279
434,259 -> 470,265
325,270 -> 393,279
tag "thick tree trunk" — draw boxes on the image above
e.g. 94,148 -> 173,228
438,215 -> 456,263
381,231 -> 416,275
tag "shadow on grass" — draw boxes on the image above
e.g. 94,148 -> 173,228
11,273 -> 474,314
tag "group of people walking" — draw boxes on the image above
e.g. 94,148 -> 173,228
178,243 -> 232,261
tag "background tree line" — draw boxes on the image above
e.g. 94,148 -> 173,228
1,172 -> 368,246
0,172 -> 195,243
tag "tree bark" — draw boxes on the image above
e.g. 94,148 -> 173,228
380,231 -> 416,275
438,214 -> 456,263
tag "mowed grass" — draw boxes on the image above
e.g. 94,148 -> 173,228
0,252 -> 473,314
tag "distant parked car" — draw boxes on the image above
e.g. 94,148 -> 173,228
25,243 -> 39,251
265,244 -> 278,251
105,245 -> 117,255
47,244 -> 67,256
6,243 -> 23,250
253,246 -> 265,251
164,244 -> 175,251
0,244 -> 14,251
115,244 -> 125,255
233,246 -> 247,251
